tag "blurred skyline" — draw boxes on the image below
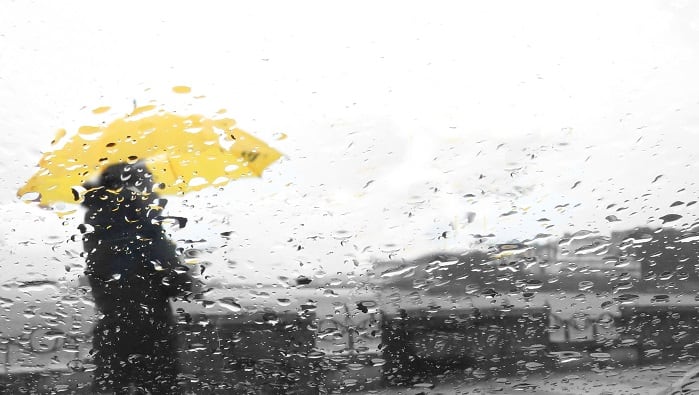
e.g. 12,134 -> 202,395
1,1 -> 698,282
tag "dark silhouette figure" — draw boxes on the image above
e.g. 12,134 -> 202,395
80,162 -> 193,394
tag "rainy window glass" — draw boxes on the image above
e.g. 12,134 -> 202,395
2,2 -> 699,394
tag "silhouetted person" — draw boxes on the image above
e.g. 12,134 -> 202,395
80,162 -> 192,394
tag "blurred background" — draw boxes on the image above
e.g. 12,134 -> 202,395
1,1 -> 699,393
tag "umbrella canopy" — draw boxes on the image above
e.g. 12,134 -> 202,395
18,106 -> 281,207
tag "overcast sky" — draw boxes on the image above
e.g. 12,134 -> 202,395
1,1 -> 698,283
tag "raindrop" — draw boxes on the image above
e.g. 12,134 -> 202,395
524,361 -> 544,371
307,350 -> 325,359
224,164 -> 239,173
380,265 -> 416,278
613,258 -> 631,268
342,379 -> 359,387
659,271 -> 673,281
512,383 -> 538,391
624,234 -> 652,245
67,359 -> 85,372
92,106 -> 110,114
218,297 -> 242,312
578,280 -> 594,291
276,298 -> 291,306
328,277 -> 343,286
262,312 -> 279,325
659,214 -> 682,223
188,177 -> 208,188
20,192 -> 41,202
185,248 -> 203,258
332,230 -> 353,240
590,352 -> 611,361
651,294 -> 670,303
550,351 -> 582,363
678,234 -> 699,243
614,294 -> 639,304
380,243 -> 401,254
371,358 -> 386,366
613,281 -> 633,293
212,176 -> 229,186
296,275 -> 312,286
465,283 -> 481,294
71,186 -> 86,201
356,301 -> 377,314
151,260 -> 164,271
574,241 -> 610,255
172,85 -> 192,94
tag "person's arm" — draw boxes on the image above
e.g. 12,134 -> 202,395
150,234 -> 199,299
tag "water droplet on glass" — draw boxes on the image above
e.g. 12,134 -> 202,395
524,361 -> 544,371
332,230 -> 353,240
380,243 -> 400,254
218,297 -> 242,312
550,351 -> 582,363
273,132 -> 288,140
512,383 -> 538,391
614,294 -> 639,304
20,192 -> 41,202
151,260 -> 164,271
659,214 -> 682,223
578,280 -> 594,291
172,85 -> 192,94
380,265 -> 417,278
590,352 -> 611,361
262,312 -> 279,325
371,358 -> 386,366
651,294 -> 669,303
67,359 -> 85,372
276,298 -> 291,306
188,177 -> 208,188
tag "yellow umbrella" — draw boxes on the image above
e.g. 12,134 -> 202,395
18,106 -> 282,207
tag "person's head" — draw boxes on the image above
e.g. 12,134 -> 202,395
85,161 -> 154,193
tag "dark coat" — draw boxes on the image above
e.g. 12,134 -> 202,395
80,162 -> 191,393
82,186 -> 192,315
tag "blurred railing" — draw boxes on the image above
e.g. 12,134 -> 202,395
4,293 -> 699,393
379,296 -> 699,387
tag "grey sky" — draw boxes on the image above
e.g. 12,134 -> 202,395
1,1 -> 698,282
